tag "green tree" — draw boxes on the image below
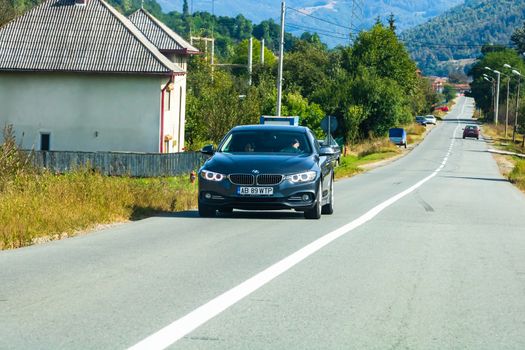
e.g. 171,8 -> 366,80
347,23 -> 418,97
281,92 -> 325,137
182,0 -> 189,16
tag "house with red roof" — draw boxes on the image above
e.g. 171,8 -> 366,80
0,0 -> 198,153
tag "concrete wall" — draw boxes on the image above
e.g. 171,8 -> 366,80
0,72 -> 172,153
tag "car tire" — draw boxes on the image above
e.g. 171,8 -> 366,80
321,175 -> 334,215
198,201 -> 216,217
404,142 -> 407,149
304,183 -> 322,219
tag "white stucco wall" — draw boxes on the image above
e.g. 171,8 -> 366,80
0,72 -> 172,153
162,74 -> 187,152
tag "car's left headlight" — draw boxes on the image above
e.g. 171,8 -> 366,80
201,169 -> 225,182
286,171 -> 316,183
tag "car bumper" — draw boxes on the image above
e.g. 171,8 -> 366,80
199,178 -> 319,211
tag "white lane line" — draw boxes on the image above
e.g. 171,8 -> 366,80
128,101 -> 467,350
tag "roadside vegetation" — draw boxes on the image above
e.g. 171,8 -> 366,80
481,124 -> 525,191
0,126 -> 197,250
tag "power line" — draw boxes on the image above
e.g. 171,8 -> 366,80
286,22 -> 349,40
286,6 -> 359,32
286,25 -> 349,40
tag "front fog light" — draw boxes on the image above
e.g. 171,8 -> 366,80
205,193 -> 212,199
301,194 -> 310,201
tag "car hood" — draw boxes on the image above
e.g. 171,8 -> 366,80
202,152 -> 318,175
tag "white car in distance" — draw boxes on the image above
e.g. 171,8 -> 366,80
424,115 -> 437,125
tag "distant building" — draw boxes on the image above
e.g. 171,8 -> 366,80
0,0 -> 198,153
428,76 -> 448,94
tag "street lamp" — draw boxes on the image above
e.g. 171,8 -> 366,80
485,67 -> 501,124
512,69 -> 522,142
483,74 -> 496,115
499,63 -> 513,139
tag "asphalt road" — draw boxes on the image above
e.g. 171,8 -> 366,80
2,97 -> 525,349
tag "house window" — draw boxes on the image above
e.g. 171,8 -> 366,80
40,133 -> 50,151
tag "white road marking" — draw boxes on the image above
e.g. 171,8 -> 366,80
128,100 -> 469,350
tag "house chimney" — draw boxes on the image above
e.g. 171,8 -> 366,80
75,0 -> 87,6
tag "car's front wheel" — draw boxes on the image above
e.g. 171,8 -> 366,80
305,183 -> 322,219
198,201 -> 216,217
321,175 -> 334,215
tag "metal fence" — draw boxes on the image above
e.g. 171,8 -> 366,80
28,150 -> 206,177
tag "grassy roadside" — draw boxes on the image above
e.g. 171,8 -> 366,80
0,172 -> 198,249
481,124 -> 525,191
334,123 -> 426,179
0,126 -> 198,249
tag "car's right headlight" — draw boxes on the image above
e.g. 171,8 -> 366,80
286,171 -> 316,183
200,169 -> 225,182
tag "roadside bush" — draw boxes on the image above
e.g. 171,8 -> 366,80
509,158 -> 525,191
0,124 -> 35,189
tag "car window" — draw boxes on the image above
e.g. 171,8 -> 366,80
389,128 -> 404,137
219,130 -> 312,154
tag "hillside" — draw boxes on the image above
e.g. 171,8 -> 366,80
400,0 -> 525,76
159,0 -> 464,47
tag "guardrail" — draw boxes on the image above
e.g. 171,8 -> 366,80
28,150 -> 206,177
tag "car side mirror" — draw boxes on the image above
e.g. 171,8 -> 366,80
319,146 -> 336,156
201,144 -> 215,155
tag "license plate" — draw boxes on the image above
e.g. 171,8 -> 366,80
238,187 -> 274,196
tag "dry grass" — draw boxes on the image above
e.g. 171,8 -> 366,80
347,137 -> 400,157
0,171 -> 198,250
483,124 -> 525,154
0,125 -> 198,250
404,123 -> 426,144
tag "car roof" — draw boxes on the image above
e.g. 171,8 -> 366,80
230,125 -> 309,133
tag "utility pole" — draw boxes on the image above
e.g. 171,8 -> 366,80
513,71 -> 521,142
248,37 -> 253,86
260,38 -> 265,65
276,1 -> 285,116
494,70 -> 501,124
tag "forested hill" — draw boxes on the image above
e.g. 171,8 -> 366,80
400,0 -> 525,76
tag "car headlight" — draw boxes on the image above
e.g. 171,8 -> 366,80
201,169 -> 225,182
286,171 -> 316,183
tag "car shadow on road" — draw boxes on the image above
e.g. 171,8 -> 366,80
440,175 -> 509,182
152,210 -> 306,220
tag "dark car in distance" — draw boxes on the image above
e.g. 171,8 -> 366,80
198,125 -> 336,219
463,124 -> 480,139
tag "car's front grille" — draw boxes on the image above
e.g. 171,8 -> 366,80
257,174 -> 283,185
229,174 -> 254,185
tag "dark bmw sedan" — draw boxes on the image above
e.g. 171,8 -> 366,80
198,125 -> 336,219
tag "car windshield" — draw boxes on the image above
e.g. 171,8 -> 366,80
219,130 -> 312,154
466,125 -> 478,130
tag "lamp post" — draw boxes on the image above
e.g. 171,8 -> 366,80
512,69 -> 522,142
501,63 -> 513,139
483,74 -> 495,115
485,67 -> 500,124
